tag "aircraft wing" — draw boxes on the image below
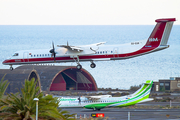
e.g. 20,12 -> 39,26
57,45 -> 83,52
57,42 -> 106,53
85,95 -> 112,100
85,96 -> 102,100
90,42 -> 106,46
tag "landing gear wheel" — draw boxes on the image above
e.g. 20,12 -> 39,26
10,67 -> 13,71
90,63 -> 96,68
97,109 -> 101,111
76,64 -> 82,70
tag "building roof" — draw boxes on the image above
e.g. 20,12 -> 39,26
0,65 -> 98,93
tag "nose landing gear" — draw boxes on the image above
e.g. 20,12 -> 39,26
10,65 -> 14,71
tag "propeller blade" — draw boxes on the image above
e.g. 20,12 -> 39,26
49,41 -> 56,62
52,41 -> 55,50
54,52 -> 56,62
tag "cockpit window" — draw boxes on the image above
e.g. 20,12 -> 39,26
13,53 -> 19,56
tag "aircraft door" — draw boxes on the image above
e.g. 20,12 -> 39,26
113,47 -> 119,58
23,52 -> 29,62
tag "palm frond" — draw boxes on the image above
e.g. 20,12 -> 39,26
0,74 -> 9,99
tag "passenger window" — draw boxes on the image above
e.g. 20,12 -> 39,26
40,54 -> 41,57
37,54 -> 39,57
34,55 -> 36,57
42,54 -> 44,57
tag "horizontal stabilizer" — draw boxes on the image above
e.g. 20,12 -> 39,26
137,98 -> 154,104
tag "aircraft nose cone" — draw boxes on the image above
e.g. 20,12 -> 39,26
2,59 -> 8,65
2,58 -> 13,65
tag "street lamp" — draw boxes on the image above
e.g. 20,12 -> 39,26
33,98 -> 39,120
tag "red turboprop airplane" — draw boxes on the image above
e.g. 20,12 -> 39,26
2,18 -> 176,70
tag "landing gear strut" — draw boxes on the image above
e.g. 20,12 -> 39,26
73,56 -> 82,70
93,107 -> 101,111
73,56 -> 96,70
93,107 -> 96,111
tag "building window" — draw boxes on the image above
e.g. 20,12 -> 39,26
165,82 -> 170,90
160,83 -> 164,86
165,83 -> 169,86
159,82 -> 166,91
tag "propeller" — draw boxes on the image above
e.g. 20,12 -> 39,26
49,41 -> 56,62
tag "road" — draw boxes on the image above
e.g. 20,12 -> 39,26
62,102 -> 180,120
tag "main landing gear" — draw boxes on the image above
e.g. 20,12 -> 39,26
76,64 -> 82,70
93,107 -> 101,111
76,62 -> 96,70
90,62 -> 96,68
72,56 -> 82,70
73,56 -> 96,70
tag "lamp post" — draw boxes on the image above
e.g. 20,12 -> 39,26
33,98 -> 39,120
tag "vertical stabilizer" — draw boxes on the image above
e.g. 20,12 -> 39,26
145,18 -> 176,47
160,21 -> 174,45
131,80 -> 152,98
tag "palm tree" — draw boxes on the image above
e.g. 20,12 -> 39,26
0,79 -> 75,120
0,75 -> 9,99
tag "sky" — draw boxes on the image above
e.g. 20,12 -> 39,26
0,0 -> 180,25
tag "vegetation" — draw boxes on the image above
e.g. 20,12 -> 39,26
0,75 -> 9,99
112,92 -> 121,97
130,84 -> 141,91
0,78 -> 75,120
160,86 -> 166,92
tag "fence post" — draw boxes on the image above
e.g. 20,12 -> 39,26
128,112 -> 130,120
